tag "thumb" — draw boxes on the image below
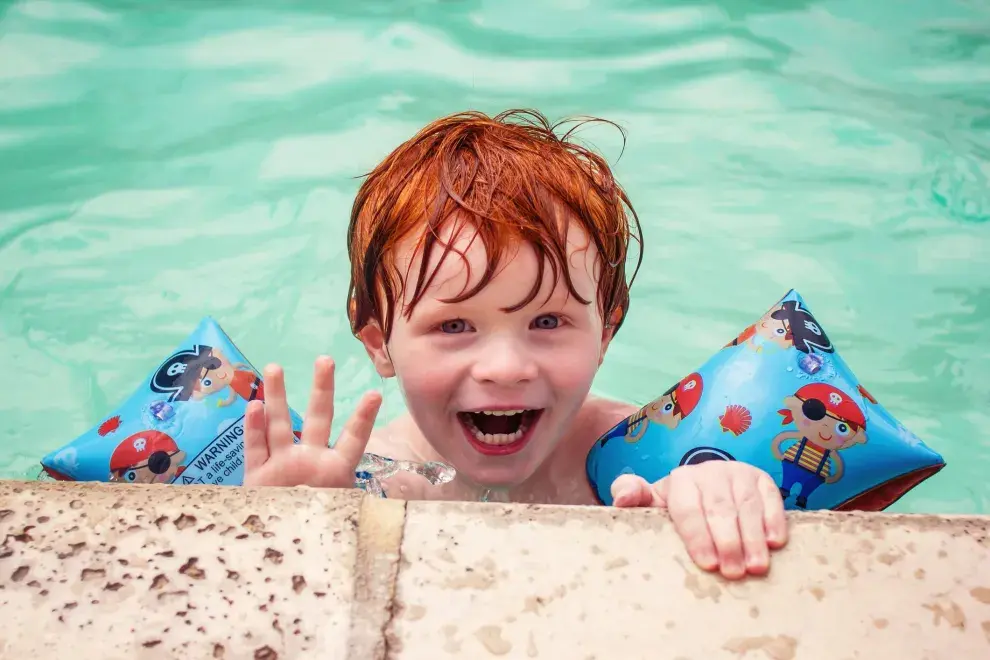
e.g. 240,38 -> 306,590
610,474 -> 663,508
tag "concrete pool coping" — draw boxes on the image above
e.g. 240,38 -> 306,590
0,480 -> 987,659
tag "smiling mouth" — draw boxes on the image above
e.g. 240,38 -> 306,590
457,409 -> 543,455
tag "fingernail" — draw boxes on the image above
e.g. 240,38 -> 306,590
695,550 -> 717,569
746,551 -> 768,570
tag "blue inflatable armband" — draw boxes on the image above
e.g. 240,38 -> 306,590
41,317 -> 457,496
586,290 -> 945,511
40,317 -> 303,486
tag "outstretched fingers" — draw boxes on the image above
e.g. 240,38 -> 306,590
243,400 -> 270,480
333,390 -> 383,468
301,356 -> 336,448
263,363 -> 295,452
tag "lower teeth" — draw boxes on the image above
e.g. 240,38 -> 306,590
464,417 -> 528,446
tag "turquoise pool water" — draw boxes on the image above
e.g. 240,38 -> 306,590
1,0 -> 988,513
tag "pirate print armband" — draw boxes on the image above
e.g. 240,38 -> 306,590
39,317 -> 308,487
39,317 -> 453,496
585,289 -> 946,512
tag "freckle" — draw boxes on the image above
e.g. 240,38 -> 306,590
915,569 -> 926,580
749,606 -> 759,619
874,618 -> 888,629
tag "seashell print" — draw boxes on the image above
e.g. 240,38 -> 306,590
718,404 -> 752,436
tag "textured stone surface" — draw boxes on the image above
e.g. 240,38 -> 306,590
392,502 -> 990,659
2,481 -> 989,659
346,496 -> 407,660
0,481 -> 363,659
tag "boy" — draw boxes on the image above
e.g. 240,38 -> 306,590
243,110 -> 788,581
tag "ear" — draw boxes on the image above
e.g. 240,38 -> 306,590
598,306 -> 624,366
358,320 -> 395,378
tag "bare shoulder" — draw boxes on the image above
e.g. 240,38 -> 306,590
570,395 -> 639,451
586,394 -> 640,419
364,413 -> 423,462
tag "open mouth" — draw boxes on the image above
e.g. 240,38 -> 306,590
457,409 -> 543,456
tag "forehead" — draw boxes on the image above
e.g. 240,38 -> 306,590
392,214 -> 602,306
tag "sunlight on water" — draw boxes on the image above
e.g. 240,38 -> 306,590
1,0 -> 988,514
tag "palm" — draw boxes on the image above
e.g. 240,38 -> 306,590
242,357 -> 382,490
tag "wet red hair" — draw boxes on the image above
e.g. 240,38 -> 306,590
346,109 -> 643,342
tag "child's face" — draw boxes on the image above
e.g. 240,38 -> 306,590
362,218 -> 613,487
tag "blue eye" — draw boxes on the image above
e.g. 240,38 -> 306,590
440,319 -> 468,334
125,471 -> 137,482
532,314 -> 560,330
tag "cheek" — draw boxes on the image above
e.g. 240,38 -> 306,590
544,352 -> 599,397
397,369 -> 454,407
798,416 -> 812,428
390,346 -> 461,407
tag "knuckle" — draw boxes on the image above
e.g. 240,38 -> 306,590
734,486 -> 763,513
704,501 -> 734,523
686,535 -> 714,556
714,533 -> 743,556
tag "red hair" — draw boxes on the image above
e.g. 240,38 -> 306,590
346,109 -> 643,342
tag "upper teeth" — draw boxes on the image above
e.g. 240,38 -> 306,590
478,410 -> 524,416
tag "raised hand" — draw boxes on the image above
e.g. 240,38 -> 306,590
243,356 -> 382,489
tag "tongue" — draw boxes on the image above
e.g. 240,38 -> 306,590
472,413 -> 519,435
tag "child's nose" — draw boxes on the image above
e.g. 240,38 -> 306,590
470,336 -> 538,385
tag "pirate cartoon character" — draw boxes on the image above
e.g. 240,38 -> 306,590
108,430 -> 187,484
619,372 -> 704,444
189,348 -> 264,407
770,383 -> 867,509
725,300 -> 834,355
150,344 -> 223,402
